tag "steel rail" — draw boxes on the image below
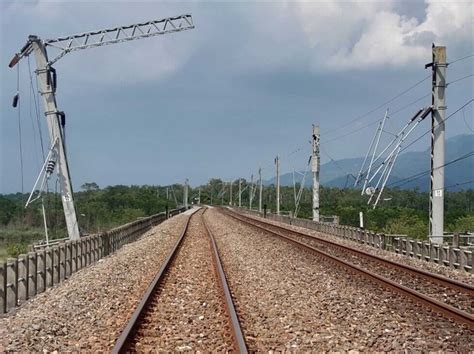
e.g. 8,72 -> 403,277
222,209 -> 474,330
227,209 -> 473,294
111,208 -> 200,353
202,209 -> 248,353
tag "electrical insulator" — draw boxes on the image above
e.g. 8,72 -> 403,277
46,160 -> 56,174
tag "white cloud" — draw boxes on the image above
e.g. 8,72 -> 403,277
290,0 -> 473,70
2,0 -> 472,83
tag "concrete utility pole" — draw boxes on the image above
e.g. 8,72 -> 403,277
198,188 -> 201,205
311,125 -> 320,222
275,156 -> 280,215
165,187 -> 170,217
249,174 -> 254,209
229,181 -> 233,206
220,181 -> 225,205
184,178 -> 189,209
258,167 -> 263,213
427,46 -> 447,244
238,178 -> 242,207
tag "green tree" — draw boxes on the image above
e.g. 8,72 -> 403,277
81,182 -> 100,192
0,196 -> 18,225
383,212 -> 428,239
448,215 -> 474,233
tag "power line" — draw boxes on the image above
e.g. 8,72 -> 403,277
387,151 -> 474,188
447,73 -> 473,87
322,93 -> 431,145
398,99 -> 474,155
322,120 -> 379,144
444,180 -> 474,191
461,107 -> 473,132
320,145 -> 356,183
449,53 -> 474,65
324,74 -> 430,137
252,80 -> 434,179
390,94 -> 431,116
363,99 -> 474,182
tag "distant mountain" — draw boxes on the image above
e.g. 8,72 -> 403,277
264,134 -> 473,191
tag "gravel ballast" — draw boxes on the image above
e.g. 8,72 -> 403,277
206,208 -> 473,351
1,207 -> 472,352
240,209 -> 474,284
228,211 -> 473,313
128,208 -> 235,351
0,213 -> 190,352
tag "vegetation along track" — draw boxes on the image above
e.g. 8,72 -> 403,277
222,208 -> 474,330
112,208 -> 247,353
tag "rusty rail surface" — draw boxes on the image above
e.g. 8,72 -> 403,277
202,208 -> 248,353
111,208 -> 198,353
235,207 -> 473,272
112,208 -> 247,352
222,208 -> 474,330
227,208 -> 474,294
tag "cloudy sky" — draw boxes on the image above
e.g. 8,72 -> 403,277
1,0 -> 472,193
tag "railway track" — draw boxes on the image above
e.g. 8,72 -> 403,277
221,208 -> 474,330
112,208 -> 247,353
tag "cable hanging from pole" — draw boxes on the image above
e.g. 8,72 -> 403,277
398,99 -> 474,155
28,55 -> 46,160
14,62 -> 25,195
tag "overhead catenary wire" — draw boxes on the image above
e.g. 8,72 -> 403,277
448,53 -> 474,65
324,74 -> 431,137
320,145 -> 356,185
360,100 -> 473,189
461,107 -> 473,132
247,80 -> 434,187
444,180 -> 474,191
386,151 -> 474,189
398,99 -> 474,155
446,73 -> 473,87
322,93 -> 431,145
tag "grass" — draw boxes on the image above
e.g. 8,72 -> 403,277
0,228 -> 46,262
